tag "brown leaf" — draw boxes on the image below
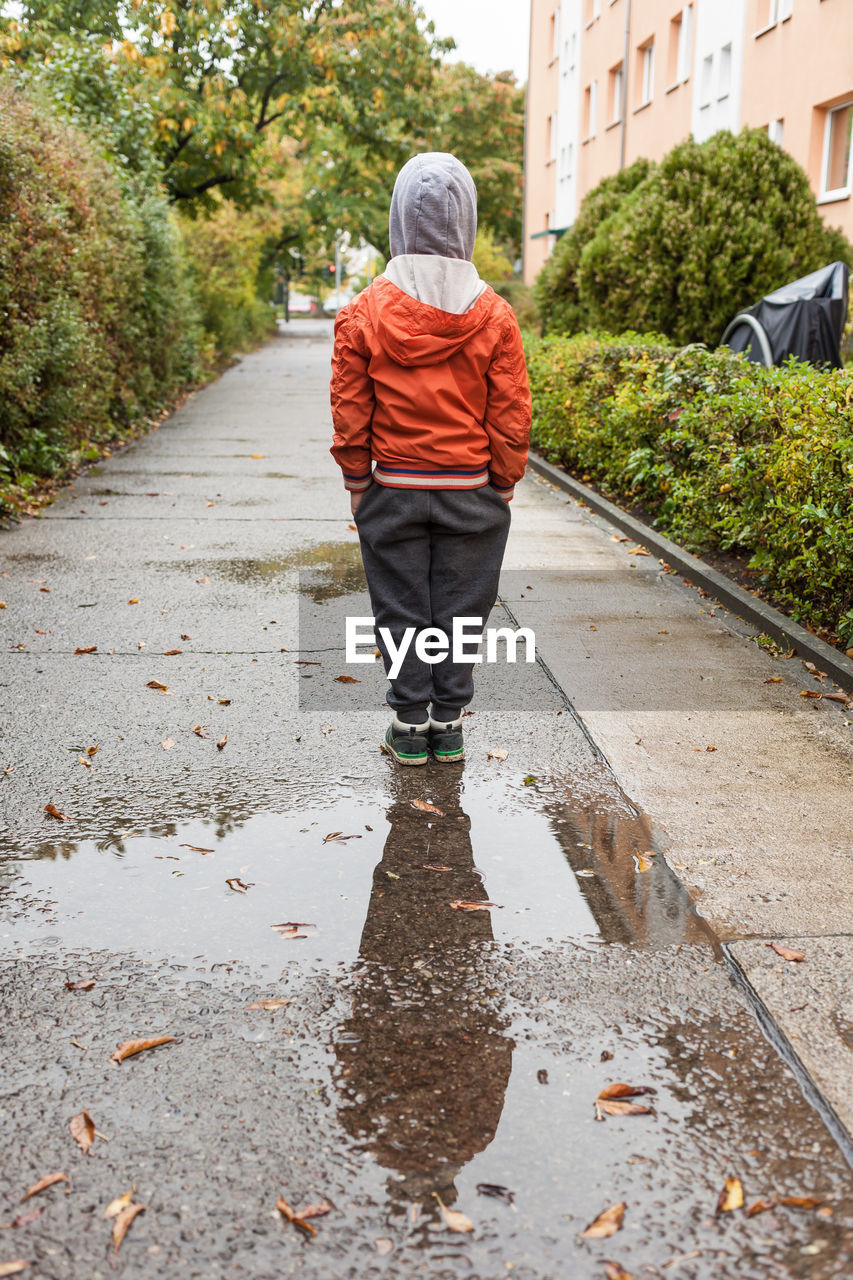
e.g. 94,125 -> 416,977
764,676 -> 783,684
580,1201 -> 625,1238
216,733 -> 228,751
627,546 -> 650,556
111,1036 -> 178,1064
77,755 -> 91,768
597,1083 -> 656,1100
322,831 -> 361,844
270,924 -> 312,939
20,1172 -> 69,1202
597,1099 -> 654,1118
604,1264 -> 635,1280
2,1206 -> 45,1230
65,979 -> 95,992
296,1202 -> 332,1220
767,942 -> 806,962
800,689 -> 822,699
128,598 -> 139,605
146,680 -> 169,692
193,725 -> 207,737
161,738 -> 175,751
0,1263 -> 31,1276
433,1193 -> 473,1233
420,864 -> 452,872
180,634 -> 191,641
250,453 -> 265,459
716,1177 -> 744,1214
103,1190 -> 134,1219
179,843 -> 213,854
375,1237 -> 394,1255
225,878 -> 250,893
74,646 -> 97,655
778,1194 -> 822,1209
44,804 -> 71,822
196,577 -> 211,584
246,999 -> 291,1010
450,900 -> 501,911
334,675 -> 360,683
276,1195 -> 317,1237
112,1202 -> 145,1251
745,1197 -> 776,1217
163,649 -> 183,656
634,854 -> 654,872
487,747 -> 509,761
69,1110 -> 95,1154
410,799 -> 445,815
348,523 -> 358,532
294,660 -> 322,665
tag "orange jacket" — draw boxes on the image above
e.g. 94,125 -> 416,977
330,276 -> 531,499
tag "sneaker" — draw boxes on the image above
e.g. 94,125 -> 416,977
429,716 -> 465,763
384,718 -> 429,766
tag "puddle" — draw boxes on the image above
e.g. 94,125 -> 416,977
0,770 -> 703,967
157,541 -> 366,600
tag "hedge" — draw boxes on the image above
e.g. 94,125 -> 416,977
525,332 -> 853,648
0,80 -> 277,517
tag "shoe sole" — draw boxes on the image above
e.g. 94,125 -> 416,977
432,748 -> 465,763
385,741 -> 428,766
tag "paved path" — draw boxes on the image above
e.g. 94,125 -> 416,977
0,321 -> 851,1278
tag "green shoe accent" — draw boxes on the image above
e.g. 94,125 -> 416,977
385,723 -> 429,766
429,723 -> 465,763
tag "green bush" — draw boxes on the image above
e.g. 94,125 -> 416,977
536,130 -> 852,345
526,331 -> 853,647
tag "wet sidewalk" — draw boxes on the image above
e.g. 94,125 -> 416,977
0,321 -> 851,1278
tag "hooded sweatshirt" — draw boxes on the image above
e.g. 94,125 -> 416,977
330,152 -> 531,498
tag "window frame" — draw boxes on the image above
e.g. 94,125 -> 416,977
819,99 -> 853,202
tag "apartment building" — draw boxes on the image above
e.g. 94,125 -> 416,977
523,0 -> 853,283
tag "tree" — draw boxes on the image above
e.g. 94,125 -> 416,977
575,129 -> 852,346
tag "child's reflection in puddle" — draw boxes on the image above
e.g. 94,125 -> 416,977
334,771 -> 514,1211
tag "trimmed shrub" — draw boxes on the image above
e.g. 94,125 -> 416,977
526,331 -> 853,647
537,130 -> 853,346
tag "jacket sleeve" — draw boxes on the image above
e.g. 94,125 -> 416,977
330,306 -> 374,492
483,310 -> 532,501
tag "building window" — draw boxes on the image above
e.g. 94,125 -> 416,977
699,53 -> 713,107
718,43 -> 732,99
639,40 -> 655,106
755,0 -> 793,31
667,6 -> 693,87
608,62 -> 624,124
547,112 -> 558,163
821,101 -> 853,199
550,8 -> 561,61
584,80 -> 598,136
584,0 -> 601,24
768,118 -> 785,146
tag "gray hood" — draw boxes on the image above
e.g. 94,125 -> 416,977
389,152 -> 478,260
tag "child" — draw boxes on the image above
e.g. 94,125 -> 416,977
330,152 -> 531,765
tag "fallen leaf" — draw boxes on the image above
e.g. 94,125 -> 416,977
250,453 -> 265,459
103,1190 -> 134,1219
800,689 -> 822,699
217,733 -> 228,751
634,854 -> 654,872
450,900 -> 501,911
77,755 -> 91,768
627,546 -> 651,556
523,775 -> 537,785
604,1264 -> 635,1280
146,680 -> 169,692
246,999 -> 291,1010
127,598 -> 139,605
420,863 -> 452,872
69,1110 -> 95,1154
0,602 -> 5,609
161,738 -> 175,751
74,646 -> 97,655
596,1099 -> 654,1119
1,1207 -> 45,1230
44,803 -> 71,822
297,1202 -> 332,1220
197,577 -> 211,584
137,640 -> 146,649
322,831 -> 361,844
745,1197 -> 776,1217
193,725 -> 207,737
487,747 -> 509,761
476,1183 -> 514,1204
225,878 -> 251,893
20,1172 -> 68,1202
276,1195 -> 316,1237
163,649 -> 182,656
111,1036 -> 178,1064
767,942 -> 806,962
375,1237 -> 394,1254
179,843 -> 213,853
218,698 -> 231,705
334,674 -> 360,683
0,1263 -> 31,1276
716,1177 -> 744,1214
65,979 -> 95,992
778,1194 -> 822,1209
580,1201 -> 625,1238
348,523 -> 358,532
112,1202 -> 145,1251
597,1083 -> 656,1100
706,744 -> 717,752
270,923 -> 312,939
411,799 -> 444,815
294,659 -> 322,666
764,676 -> 783,684
433,1193 -> 473,1233
70,1040 -> 87,1051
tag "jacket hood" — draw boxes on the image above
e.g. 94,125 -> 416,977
389,152 -> 478,260
365,275 -> 495,368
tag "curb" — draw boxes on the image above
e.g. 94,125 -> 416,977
527,451 -> 853,697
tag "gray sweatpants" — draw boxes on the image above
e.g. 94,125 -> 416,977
354,484 -> 511,722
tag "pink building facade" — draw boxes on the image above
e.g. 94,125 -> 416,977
523,0 -> 853,283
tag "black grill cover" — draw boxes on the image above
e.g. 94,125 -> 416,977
721,261 -> 849,368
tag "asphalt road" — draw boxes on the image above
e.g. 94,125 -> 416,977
1,321 -> 851,1279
